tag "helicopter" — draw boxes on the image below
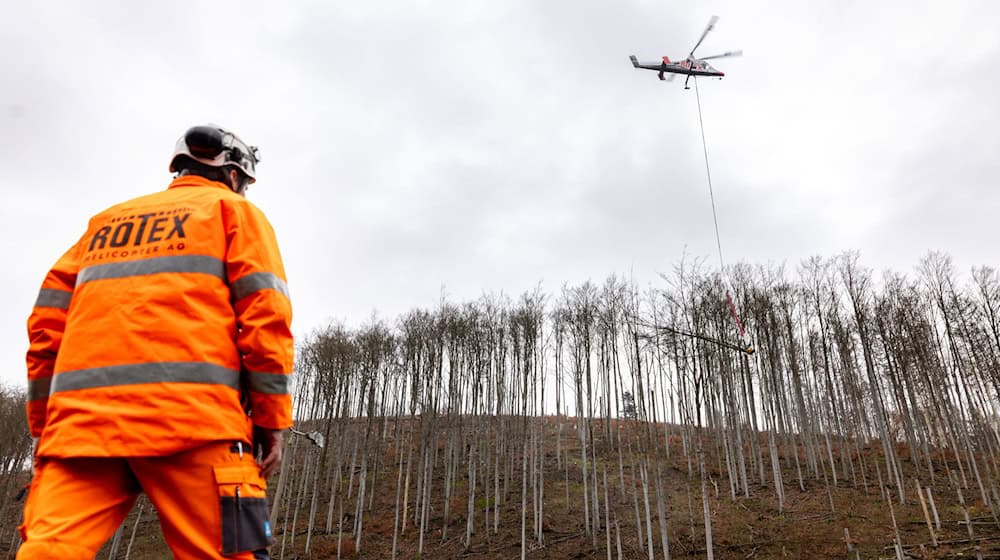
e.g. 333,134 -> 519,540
630,16 -> 742,89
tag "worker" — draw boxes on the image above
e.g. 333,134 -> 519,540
19,125 -> 294,559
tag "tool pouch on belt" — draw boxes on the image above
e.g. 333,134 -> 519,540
214,463 -> 273,555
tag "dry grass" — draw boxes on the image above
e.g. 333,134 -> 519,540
3,419 -> 999,559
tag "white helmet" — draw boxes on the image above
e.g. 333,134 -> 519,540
169,125 -> 260,183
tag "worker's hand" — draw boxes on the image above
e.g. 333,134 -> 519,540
253,425 -> 284,479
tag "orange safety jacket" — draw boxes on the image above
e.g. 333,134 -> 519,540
26,175 -> 294,457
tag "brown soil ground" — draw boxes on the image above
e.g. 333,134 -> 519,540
4,419 -> 1000,559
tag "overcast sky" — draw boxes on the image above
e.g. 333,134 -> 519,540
2,1 -> 998,389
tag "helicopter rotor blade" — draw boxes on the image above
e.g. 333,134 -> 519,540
698,49 -> 742,61
689,15 -> 719,58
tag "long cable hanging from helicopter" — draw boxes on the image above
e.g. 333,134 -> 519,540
630,16 -> 754,355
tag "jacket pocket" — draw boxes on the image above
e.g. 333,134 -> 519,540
214,463 -> 273,555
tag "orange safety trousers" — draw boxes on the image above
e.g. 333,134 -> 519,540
17,441 -> 272,560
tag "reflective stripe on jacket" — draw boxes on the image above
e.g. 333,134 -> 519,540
27,175 -> 294,457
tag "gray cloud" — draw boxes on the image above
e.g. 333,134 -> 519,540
3,1 -> 999,389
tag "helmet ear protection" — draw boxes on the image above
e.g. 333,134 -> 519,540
169,125 -> 260,184
185,126 -> 227,159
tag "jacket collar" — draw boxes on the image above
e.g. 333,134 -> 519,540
168,174 -> 232,191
